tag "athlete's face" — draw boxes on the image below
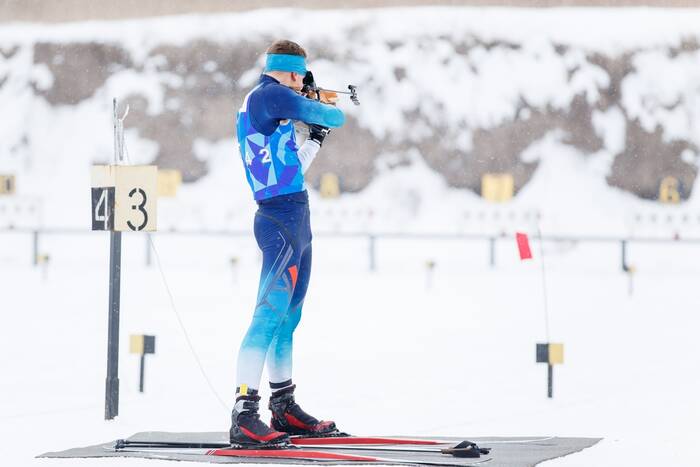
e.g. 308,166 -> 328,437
289,72 -> 304,92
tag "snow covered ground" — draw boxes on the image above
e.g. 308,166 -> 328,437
2,227 -> 700,466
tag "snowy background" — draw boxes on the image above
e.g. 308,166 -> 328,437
1,6 -> 700,467
3,8 -> 700,233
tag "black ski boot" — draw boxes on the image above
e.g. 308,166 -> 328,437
269,384 -> 338,436
230,392 -> 289,447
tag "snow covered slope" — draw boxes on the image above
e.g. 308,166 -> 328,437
2,8 -> 700,236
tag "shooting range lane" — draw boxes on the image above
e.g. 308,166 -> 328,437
39,432 -> 601,466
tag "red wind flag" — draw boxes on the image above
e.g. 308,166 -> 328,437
516,232 -> 532,260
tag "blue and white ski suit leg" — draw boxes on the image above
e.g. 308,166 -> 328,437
234,73 -> 344,393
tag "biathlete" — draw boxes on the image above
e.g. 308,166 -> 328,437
231,39 -> 345,446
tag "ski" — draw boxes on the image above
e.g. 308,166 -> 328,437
115,436 -> 554,457
116,435 -> 551,450
293,436 -> 449,446
292,435 -> 555,446
114,436 -> 446,450
288,440 -> 490,458
210,448 -> 397,462
114,439 -> 227,449
112,445 -> 492,466
115,437 -> 489,457
211,447 -> 492,465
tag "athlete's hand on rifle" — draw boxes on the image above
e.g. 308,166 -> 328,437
308,124 -> 331,146
301,71 -> 359,106
301,71 -> 337,104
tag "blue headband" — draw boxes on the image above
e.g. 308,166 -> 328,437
265,53 -> 307,75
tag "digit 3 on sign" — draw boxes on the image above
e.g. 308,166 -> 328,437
127,187 -> 149,231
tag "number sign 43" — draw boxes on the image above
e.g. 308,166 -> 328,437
91,165 -> 158,232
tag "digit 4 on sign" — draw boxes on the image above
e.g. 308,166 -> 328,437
92,186 -> 115,231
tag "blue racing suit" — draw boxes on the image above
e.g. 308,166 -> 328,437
235,75 -> 344,392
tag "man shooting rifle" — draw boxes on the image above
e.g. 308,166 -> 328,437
231,39 -> 345,447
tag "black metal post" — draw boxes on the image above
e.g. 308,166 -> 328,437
369,235 -> 376,272
547,364 -> 553,398
105,230 -> 122,420
489,237 -> 496,268
139,353 -> 145,393
32,230 -> 39,266
621,239 -> 628,272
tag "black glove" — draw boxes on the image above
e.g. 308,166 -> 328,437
308,124 -> 331,146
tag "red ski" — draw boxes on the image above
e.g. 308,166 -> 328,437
115,436 -> 492,457
207,448 -> 391,461
205,447 -> 492,465
292,436 -> 449,446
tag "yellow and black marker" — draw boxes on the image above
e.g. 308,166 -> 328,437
658,176 -> 681,204
536,343 -> 564,398
130,335 -> 156,393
